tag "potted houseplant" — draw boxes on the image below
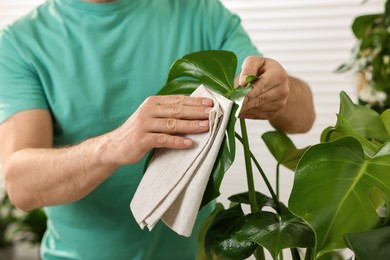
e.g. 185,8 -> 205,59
337,0 -> 390,113
158,50 -> 390,259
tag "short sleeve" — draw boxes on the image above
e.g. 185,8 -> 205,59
0,28 -> 49,124
203,0 -> 262,75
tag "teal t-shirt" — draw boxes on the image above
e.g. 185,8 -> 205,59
0,0 -> 260,259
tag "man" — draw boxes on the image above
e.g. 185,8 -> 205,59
0,0 -> 315,259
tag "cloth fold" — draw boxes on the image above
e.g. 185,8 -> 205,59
130,85 -> 233,237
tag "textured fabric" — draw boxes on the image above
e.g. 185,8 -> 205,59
131,85 -> 233,237
0,0 -> 260,259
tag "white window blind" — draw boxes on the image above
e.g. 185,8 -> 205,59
0,0 -> 386,224
0,0 -> 44,28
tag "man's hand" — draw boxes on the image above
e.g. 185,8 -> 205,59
100,95 -> 214,166
238,56 -> 289,120
237,56 -> 315,133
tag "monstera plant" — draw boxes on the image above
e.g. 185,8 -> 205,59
157,50 -> 390,259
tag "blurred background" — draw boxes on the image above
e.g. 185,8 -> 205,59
0,0 -> 387,259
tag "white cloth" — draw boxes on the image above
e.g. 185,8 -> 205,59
130,85 -> 233,237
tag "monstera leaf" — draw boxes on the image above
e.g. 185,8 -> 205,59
205,205 -> 258,260
235,209 -> 314,259
228,191 -> 275,210
380,109 -> 390,135
289,136 -> 390,257
166,50 -> 237,95
262,131 -> 309,171
338,91 -> 389,143
320,92 -> 389,156
157,80 -> 199,96
160,50 -> 254,208
345,226 -> 390,260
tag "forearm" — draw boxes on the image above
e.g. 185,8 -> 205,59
4,134 -> 118,211
269,75 -> 315,133
1,95 -> 213,211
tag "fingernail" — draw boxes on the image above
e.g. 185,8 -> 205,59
183,139 -> 192,146
199,120 -> 209,126
240,75 -> 247,86
202,99 -> 213,106
204,107 -> 212,114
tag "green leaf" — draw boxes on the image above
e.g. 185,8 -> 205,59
157,80 -> 200,96
236,210 -> 314,259
201,104 -> 239,208
335,63 -> 353,73
224,85 -> 253,101
368,187 -> 389,224
289,136 -> 390,257
223,74 -> 258,101
335,115 -> 380,156
167,50 -> 237,95
345,226 -> 390,260
386,0 -> 390,23
326,92 -> 390,157
320,127 -> 339,143
338,91 -> 389,144
262,131 -> 309,171
380,108 -> 390,135
228,191 -> 275,210
317,250 -> 346,260
205,205 -> 258,260
245,75 -> 260,83
18,208 -> 47,244
157,50 -> 241,209
352,14 -> 382,39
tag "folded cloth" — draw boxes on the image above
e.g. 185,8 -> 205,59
130,85 -> 233,237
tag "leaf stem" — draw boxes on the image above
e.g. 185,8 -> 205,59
254,246 -> 266,260
304,248 -> 313,260
239,119 -> 258,213
276,163 -> 280,200
290,248 -> 301,260
235,133 -> 283,215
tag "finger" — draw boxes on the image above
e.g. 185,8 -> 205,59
245,79 -> 289,106
152,103 -> 212,120
239,101 -> 285,119
245,71 -> 284,101
243,87 -> 287,112
239,56 -> 265,86
148,133 -> 194,149
148,118 -> 210,134
150,95 -> 214,107
239,108 -> 278,120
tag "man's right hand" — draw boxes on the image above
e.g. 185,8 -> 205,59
98,95 -> 214,166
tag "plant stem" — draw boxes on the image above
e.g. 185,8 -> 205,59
279,250 -> 284,260
239,119 -> 258,213
324,128 -> 335,142
235,133 -> 283,215
290,248 -> 301,260
304,248 -> 313,260
254,246 -> 266,260
276,163 -> 280,200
